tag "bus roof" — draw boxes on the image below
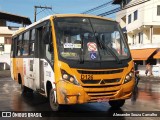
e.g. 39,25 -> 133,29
12,14 -> 115,36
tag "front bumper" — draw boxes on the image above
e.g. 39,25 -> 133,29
56,78 -> 135,104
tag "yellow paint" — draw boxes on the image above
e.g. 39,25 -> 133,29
55,60 -> 134,104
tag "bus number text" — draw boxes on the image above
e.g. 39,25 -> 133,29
81,75 -> 93,80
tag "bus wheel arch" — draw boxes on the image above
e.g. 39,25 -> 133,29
18,73 -> 22,84
46,81 -> 52,98
46,81 -> 60,111
18,73 -> 33,94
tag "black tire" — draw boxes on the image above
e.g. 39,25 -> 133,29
21,85 -> 33,94
109,99 -> 125,108
49,89 -> 60,111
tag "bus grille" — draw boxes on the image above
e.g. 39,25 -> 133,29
81,78 -> 120,84
77,69 -> 123,101
83,86 -> 120,101
77,69 -> 123,74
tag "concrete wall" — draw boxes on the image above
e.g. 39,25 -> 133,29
0,37 -> 4,43
153,28 -> 160,43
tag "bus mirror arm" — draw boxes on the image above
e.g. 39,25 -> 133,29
48,43 -> 53,53
43,32 -> 50,44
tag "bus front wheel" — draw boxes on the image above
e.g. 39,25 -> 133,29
49,89 -> 60,111
108,99 -> 125,108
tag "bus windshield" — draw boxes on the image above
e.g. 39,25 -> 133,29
55,17 -> 130,62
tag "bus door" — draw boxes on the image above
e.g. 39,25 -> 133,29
10,37 -> 17,80
36,22 -> 54,91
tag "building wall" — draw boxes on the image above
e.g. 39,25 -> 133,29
117,0 -> 160,31
153,28 -> 160,43
0,27 -> 15,69
116,0 -> 160,46
126,3 -> 144,32
116,0 -> 160,76
0,37 -> 4,43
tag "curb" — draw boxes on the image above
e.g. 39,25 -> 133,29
140,76 -> 160,81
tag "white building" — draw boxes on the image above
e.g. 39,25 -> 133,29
0,26 -> 16,69
113,0 -> 160,76
0,11 -> 31,70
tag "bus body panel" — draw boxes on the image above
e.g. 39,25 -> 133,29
55,60 -> 134,104
16,58 -> 24,84
41,59 -> 56,97
10,58 -> 16,80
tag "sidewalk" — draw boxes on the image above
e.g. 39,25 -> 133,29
139,75 -> 160,84
0,70 -> 11,78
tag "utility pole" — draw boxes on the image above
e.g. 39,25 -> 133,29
34,6 -> 52,22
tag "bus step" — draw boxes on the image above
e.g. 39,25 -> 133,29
37,89 -> 45,94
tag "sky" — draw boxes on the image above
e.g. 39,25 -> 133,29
0,0 -> 119,24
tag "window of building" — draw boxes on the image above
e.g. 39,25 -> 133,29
128,14 -> 131,24
146,59 -> 157,65
138,32 -> 143,44
132,35 -> 134,44
134,10 -> 138,21
0,44 -> 4,51
157,5 -> 160,16
4,37 -> 12,44
135,60 -> 143,65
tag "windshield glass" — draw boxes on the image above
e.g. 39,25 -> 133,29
54,17 -> 130,62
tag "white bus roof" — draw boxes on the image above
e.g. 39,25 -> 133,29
13,14 -> 115,36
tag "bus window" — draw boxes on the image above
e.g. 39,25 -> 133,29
42,23 -> 54,64
17,35 -> 23,56
11,37 -> 17,57
29,29 -> 35,56
23,31 -> 29,56
37,21 -> 54,65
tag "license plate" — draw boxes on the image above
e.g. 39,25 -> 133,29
97,98 -> 109,102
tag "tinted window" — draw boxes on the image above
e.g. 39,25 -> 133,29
17,35 -> 23,56
134,10 -> 138,21
29,29 -> 35,56
128,14 -> 131,24
22,31 -> 29,56
157,5 -> 160,16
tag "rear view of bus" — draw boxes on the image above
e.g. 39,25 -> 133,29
52,15 -> 135,111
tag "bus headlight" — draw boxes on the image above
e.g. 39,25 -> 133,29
61,69 -> 80,85
124,72 -> 134,84
63,74 -> 69,79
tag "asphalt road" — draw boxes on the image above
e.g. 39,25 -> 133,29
0,77 -> 160,120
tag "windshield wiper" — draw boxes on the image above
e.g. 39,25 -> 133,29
98,39 -> 122,64
79,35 -> 84,64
